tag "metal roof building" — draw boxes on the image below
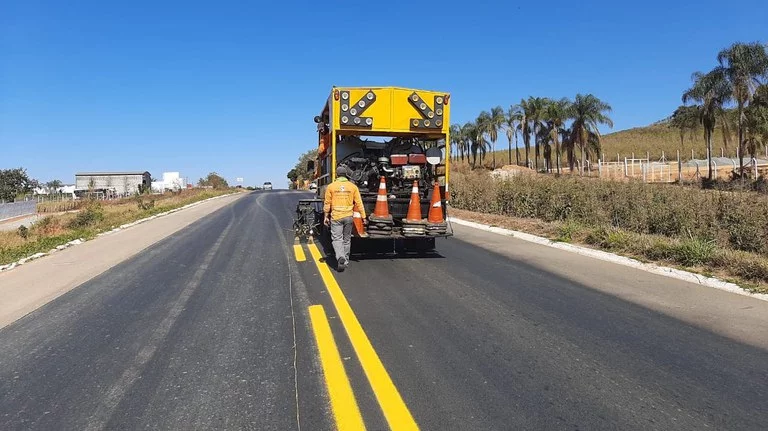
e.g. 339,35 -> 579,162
75,171 -> 151,196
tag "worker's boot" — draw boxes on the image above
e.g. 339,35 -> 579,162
337,256 -> 347,272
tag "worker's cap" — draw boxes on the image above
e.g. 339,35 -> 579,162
336,165 -> 351,178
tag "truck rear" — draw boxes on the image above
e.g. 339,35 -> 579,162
296,86 -> 452,250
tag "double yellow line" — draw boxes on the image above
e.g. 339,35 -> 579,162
296,241 -> 419,431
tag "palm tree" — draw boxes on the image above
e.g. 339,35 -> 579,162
715,42 -> 768,176
568,94 -> 614,175
504,108 -> 519,166
543,98 -> 571,174
511,100 -> 532,168
527,97 -> 547,171
683,69 -> 730,180
460,122 -> 474,164
670,105 -> 701,154
450,124 -> 462,161
487,106 -> 505,169
475,111 -> 492,167
745,84 -> 768,159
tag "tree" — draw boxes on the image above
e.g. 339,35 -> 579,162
485,106 -> 506,169
527,97 -> 547,171
504,107 -> 518,166
715,42 -> 768,177
0,168 -> 34,202
683,69 -> 730,180
543,98 -> 571,174
745,84 -> 768,160
670,105 -> 701,154
568,94 -> 614,175
460,122 -> 474,164
511,100 -> 532,168
450,124 -> 462,161
287,168 -> 299,189
475,111 -> 492,167
46,179 -> 63,194
198,172 -> 229,189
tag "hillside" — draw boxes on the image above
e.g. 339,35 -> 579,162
601,122 -> 737,161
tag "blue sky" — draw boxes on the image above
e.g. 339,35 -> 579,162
2,0 -> 766,187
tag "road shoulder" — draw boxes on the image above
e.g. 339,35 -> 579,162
449,220 -> 768,350
0,193 -> 244,329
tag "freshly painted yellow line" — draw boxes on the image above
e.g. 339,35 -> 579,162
307,243 -> 419,431
293,244 -> 306,262
308,305 -> 366,431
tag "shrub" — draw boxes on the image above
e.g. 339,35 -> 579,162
17,225 -> 29,240
555,222 -> 580,243
33,216 -> 63,236
673,236 -> 717,266
67,201 -> 104,229
135,196 -> 155,211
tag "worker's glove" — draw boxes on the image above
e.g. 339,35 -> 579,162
324,217 -> 331,227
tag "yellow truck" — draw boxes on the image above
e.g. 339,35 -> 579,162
295,86 -> 453,251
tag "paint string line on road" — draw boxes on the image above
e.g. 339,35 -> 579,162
306,243 -> 419,431
308,305 -> 366,431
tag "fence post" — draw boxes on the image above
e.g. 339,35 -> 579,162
677,150 -> 682,183
642,162 -> 647,182
691,149 -> 695,160
646,151 -> 649,161
753,157 -> 758,179
721,148 -> 724,158
598,160 -> 602,177
617,153 -> 620,163
624,157 -> 628,177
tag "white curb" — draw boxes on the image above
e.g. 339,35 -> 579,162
448,217 -> 768,303
0,193 -> 237,274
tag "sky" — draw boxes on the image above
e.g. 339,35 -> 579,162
1,0 -> 767,187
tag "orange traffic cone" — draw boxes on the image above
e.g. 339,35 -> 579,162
353,211 -> 367,237
405,180 -> 423,222
373,176 -> 390,217
428,181 -> 444,223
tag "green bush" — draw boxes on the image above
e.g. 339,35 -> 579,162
67,201 -> 104,229
451,171 -> 768,256
17,225 -> 29,240
673,236 -> 717,266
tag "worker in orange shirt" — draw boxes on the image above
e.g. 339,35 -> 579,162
323,165 -> 366,271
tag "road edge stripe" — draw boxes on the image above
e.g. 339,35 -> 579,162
307,243 -> 419,431
308,305 -> 366,431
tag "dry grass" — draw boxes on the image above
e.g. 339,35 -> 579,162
449,171 -> 768,292
1,189 -> 233,265
600,123 -> 739,161
450,206 -> 768,294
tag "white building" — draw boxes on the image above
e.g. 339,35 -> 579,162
151,172 -> 188,193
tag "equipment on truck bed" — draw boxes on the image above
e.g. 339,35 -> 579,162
294,86 -> 453,251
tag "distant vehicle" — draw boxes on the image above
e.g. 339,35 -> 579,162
309,182 -> 317,191
263,182 -> 273,190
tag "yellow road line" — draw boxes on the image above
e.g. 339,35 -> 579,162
308,305 -> 366,431
307,243 -> 419,431
293,244 -> 306,262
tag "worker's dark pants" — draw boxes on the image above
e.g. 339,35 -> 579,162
330,217 -> 353,261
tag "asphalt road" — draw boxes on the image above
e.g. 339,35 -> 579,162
2,190 -> 768,430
